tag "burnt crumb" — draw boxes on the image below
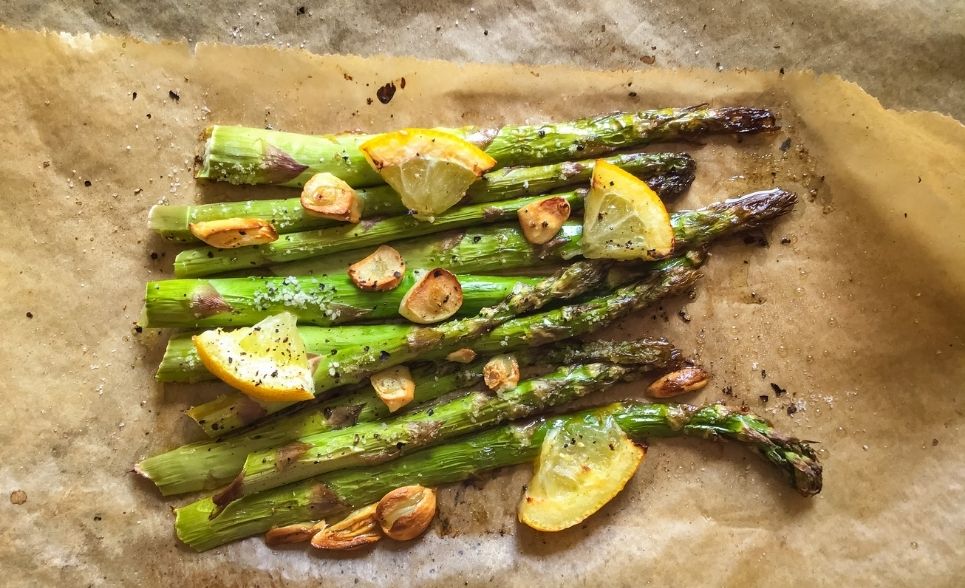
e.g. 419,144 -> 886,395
296,6 -> 306,15
376,82 -> 397,104
779,67 -> 785,75
780,236 -> 792,245
779,138 -> 792,152
639,55 -> 656,65
132,91 -> 137,100
146,113 -> 152,119
676,308 -> 691,323
786,404 -> 798,416
168,90 -> 180,101
10,490 -> 27,505
722,386 -> 734,396
932,438 -> 939,446
25,312 -> 33,319
84,180 -> 92,187
366,97 -> 373,105
400,77 -> 406,89
93,515 -> 102,521
770,382 -> 787,397
150,252 -> 159,260
133,324 -> 143,333
483,29 -> 489,36
42,161 -> 50,168
761,369 -> 767,379
759,395 -> 769,403
628,91 -> 638,98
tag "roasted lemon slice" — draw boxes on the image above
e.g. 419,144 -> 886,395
193,312 -> 315,402
518,414 -> 644,532
360,129 -> 496,221
582,159 -> 674,260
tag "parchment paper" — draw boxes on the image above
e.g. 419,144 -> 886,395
0,29 -> 962,587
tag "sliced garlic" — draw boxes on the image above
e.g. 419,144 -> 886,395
398,268 -> 463,324
517,196 -> 571,245
445,348 -> 477,364
264,520 -> 326,546
370,365 -> 416,413
310,504 -> 381,551
300,172 -> 362,223
483,354 -> 520,393
647,367 -> 710,398
189,218 -> 278,248
348,245 -> 406,291
375,485 -> 437,541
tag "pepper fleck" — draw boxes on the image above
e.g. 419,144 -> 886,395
770,382 -> 787,397
26,312 -> 33,319
168,90 -> 180,101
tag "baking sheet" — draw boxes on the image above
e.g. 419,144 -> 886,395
0,28 -> 962,586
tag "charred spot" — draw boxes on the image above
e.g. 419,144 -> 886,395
376,82 -> 397,104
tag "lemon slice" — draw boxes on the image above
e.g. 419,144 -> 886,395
192,312 -> 315,402
518,414 -> 645,532
360,129 -> 496,221
582,159 -> 674,260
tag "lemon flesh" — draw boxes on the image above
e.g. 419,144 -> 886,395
361,129 -> 496,221
518,414 -> 645,532
192,312 -> 315,402
582,159 -> 674,260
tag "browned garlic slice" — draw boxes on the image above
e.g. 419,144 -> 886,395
445,348 -> 477,364
398,268 -> 463,324
517,195 -> 571,245
300,172 -> 362,223
264,520 -> 326,546
347,245 -> 406,291
375,485 -> 437,541
189,218 -> 278,248
310,504 -> 381,551
370,365 -> 416,413
647,367 -> 710,398
483,354 -> 520,393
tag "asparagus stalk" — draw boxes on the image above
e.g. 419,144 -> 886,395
172,190 -> 586,278
271,188 -> 797,278
142,273 -> 540,329
158,189 -> 797,383
196,105 -> 775,187
211,361 -> 654,510
137,339 -> 680,496
152,152 -> 695,242
175,401 -> 822,551
171,257 -> 700,437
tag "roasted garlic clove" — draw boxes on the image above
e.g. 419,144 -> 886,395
375,485 -> 437,541
300,172 -> 362,223
348,245 -> 406,291
517,196 -> 571,245
370,365 -> 416,413
483,354 -> 520,393
189,218 -> 278,248
264,520 -> 326,546
647,366 -> 710,398
445,348 -> 477,364
398,268 -> 463,324
310,504 -> 381,551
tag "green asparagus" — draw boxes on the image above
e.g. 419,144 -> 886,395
142,273 -> 540,329
172,190 -> 586,278
196,106 -> 775,187
175,401 -> 822,551
211,362 -> 649,510
152,152 -> 695,242
136,339 -> 681,496
170,257 -> 700,437
270,188 -> 797,278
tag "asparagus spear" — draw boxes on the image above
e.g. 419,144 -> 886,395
175,401 -> 822,551
172,190 -> 586,278
211,361 -> 654,510
137,339 -> 681,496
196,105 -> 775,187
158,189 -> 797,384
170,257 -> 699,437
142,273 -> 540,329
271,188 -> 797,278
152,152 -> 695,242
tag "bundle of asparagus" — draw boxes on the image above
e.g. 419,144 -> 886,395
136,105 -> 820,555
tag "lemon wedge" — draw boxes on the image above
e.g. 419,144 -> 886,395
582,159 -> 674,260
360,129 -> 496,221
518,414 -> 644,532
192,312 -> 315,402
